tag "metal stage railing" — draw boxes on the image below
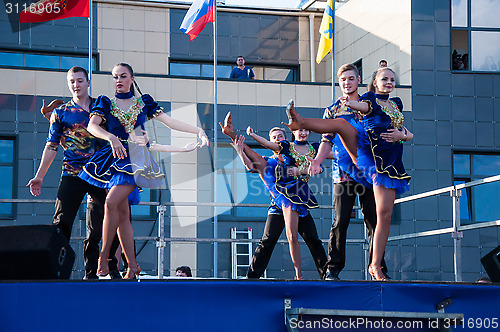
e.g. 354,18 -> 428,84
2,174 -> 499,280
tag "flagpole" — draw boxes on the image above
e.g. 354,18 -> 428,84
88,0 -> 92,96
212,0 -> 218,278
331,0 -> 335,104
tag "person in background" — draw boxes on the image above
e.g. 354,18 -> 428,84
379,59 -> 387,68
176,266 -> 192,277
229,56 -> 255,80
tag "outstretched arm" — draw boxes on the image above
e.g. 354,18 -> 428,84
340,96 -> 369,114
154,112 -> 209,147
246,126 -> 280,152
26,146 -> 57,196
232,136 -> 255,171
150,142 -> 200,153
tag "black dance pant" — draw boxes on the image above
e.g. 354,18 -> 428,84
326,180 -> 387,275
247,212 -> 327,279
53,175 -> 119,277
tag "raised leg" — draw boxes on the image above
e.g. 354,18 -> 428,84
283,101 -> 358,163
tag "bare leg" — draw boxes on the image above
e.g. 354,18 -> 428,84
98,184 -> 136,276
369,185 -> 395,281
283,206 -> 302,280
283,101 -> 358,163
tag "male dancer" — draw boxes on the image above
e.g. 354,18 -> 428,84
308,63 -> 389,280
220,114 -> 327,279
27,66 -> 120,280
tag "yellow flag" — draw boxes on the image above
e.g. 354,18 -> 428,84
316,0 -> 334,64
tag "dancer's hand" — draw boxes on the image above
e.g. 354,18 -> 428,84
306,156 -> 322,176
41,99 -> 64,120
198,129 -> 210,147
339,96 -> 351,107
232,135 -> 245,155
26,177 -> 43,196
129,130 -> 149,146
380,128 -> 404,143
184,142 -> 200,152
287,167 -> 301,177
246,126 -> 254,136
109,135 -> 127,159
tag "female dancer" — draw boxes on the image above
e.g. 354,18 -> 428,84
245,125 -> 332,280
283,67 -> 413,280
79,63 -> 209,279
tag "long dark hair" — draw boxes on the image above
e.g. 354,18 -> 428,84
114,62 -> 142,96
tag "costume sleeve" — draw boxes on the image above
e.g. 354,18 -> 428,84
141,94 -> 163,119
359,91 -> 377,115
277,140 -> 290,155
46,107 -> 64,150
391,97 -> 404,112
311,142 -> 321,154
91,95 -> 110,123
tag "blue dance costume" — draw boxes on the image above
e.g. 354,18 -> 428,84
322,99 -> 372,188
345,91 -> 410,194
78,93 -> 165,189
261,140 -> 319,217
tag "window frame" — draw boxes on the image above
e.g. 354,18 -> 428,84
0,136 -> 17,220
450,0 -> 500,73
452,151 -> 500,224
215,143 -> 274,222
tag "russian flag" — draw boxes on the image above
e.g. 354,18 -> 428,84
180,0 -> 215,41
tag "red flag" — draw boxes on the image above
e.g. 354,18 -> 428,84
20,0 -> 89,24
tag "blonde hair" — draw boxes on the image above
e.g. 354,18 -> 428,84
369,67 -> 396,93
269,127 -> 287,140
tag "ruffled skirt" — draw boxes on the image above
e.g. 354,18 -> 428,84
79,142 -> 165,189
337,121 -> 410,194
263,162 -> 318,217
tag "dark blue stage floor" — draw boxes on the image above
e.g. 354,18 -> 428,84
1,279 -> 498,332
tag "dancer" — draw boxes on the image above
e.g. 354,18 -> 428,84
27,66 -> 121,280
283,67 -> 412,280
220,114 -> 327,279
308,63 -> 388,280
78,62 -> 208,279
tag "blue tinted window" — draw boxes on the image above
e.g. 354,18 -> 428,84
473,181 -> 500,222
453,154 -> 470,174
473,154 -> 500,176
25,54 -> 60,69
131,188 -> 151,217
0,140 -> 14,163
217,147 -> 234,170
454,180 -> 470,220
235,172 -> 268,217
217,173 -> 232,216
0,137 -> 14,217
201,64 -> 232,78
0,52 -> 23,67
61,56 -> 91,71
170,63 -> 200,76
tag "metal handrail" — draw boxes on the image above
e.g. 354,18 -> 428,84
3,174 -> 499,280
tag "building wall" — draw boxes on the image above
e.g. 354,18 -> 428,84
406,0 -> 500,282
335,0 -> 412,85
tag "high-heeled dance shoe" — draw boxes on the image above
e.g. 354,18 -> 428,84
282,99 -> 303,131
40,99 -> 64,120
368,265 -> 388,281
124,264 -> 141,280
97,257 -> 110,277
219,112 -> 237,142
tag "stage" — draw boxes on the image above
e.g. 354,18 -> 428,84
1,279 -> 498,331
